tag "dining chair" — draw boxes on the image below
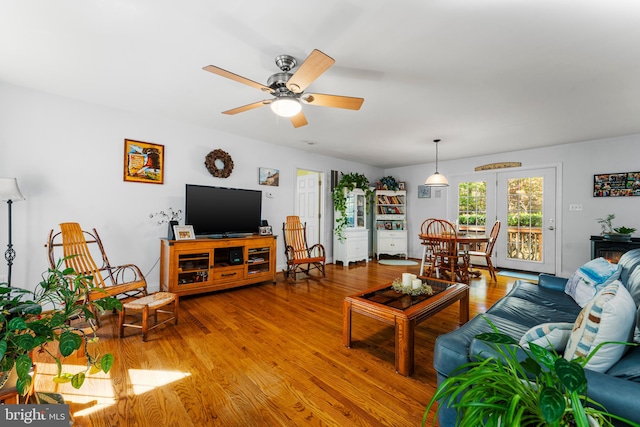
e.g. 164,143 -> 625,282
419,218 -> 437,276
467,220 -> 501,281
424,219 -> 469,283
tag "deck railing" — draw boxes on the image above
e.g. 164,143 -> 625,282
459,225 -> 543,261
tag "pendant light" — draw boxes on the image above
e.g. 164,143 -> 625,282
424,139 -> 449,187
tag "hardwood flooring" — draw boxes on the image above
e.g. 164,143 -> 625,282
33,261 -> 517,426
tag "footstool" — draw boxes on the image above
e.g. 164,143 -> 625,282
118,292 -> 179,341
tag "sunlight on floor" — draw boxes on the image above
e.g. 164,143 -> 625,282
127,368 -> 191,395
34,361 -> 191,417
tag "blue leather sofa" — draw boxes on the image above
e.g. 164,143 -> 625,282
433,248 -> 640,426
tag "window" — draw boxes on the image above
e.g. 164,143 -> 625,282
506,177 -> 543,261
458,181 -> 487,236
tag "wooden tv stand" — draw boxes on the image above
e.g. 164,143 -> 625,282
159,235 -> 277,297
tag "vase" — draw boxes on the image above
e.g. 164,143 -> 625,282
167,220 -> 179,240
603,233 -> 631,242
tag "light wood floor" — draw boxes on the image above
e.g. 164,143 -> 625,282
33,260 -> 517,427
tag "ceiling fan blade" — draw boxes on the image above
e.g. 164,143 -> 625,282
203,65 -> 274,93
302,93 -> 364,110
290,111 -> 308,128
222,100 -> 271,115
286,49 -> 335,93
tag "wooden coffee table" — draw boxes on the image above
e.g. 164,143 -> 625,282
343,277 -> 469,376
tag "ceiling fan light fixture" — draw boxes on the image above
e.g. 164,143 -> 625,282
270,96 -> 302,117
425,139 -> 449,187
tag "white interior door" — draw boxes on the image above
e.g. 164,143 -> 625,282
295,170 -> 322,246
495,167 -> 557,274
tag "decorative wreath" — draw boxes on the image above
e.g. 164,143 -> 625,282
205,149 -> 234,178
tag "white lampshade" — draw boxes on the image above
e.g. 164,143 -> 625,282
270,97 -> 302,117
424,172 -> 449,187
424,139 -> 449,187
0,178 -> 25,202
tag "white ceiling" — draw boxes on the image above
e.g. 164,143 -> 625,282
2,1 -> 640,168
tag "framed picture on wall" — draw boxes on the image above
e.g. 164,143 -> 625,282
123,139 -> 164,184
594,172 -> 640,197
418,185 -> 431,198
259,167 -> 279,186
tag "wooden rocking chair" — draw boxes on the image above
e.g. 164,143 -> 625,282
47,223 -> 148,316
282,216 -> 326,280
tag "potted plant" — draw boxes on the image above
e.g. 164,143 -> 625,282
331,172 -> 374,241
0,258 -> 122,396
378,176 -> 400,191
150,207 -> 182,240
423,317 -> 638,427
597,214 -> 636,241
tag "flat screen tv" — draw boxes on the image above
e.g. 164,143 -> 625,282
185,184 -> 262,237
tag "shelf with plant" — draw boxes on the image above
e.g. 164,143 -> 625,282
0,258 -> 122,396
597,214 -> 636,241
332,172 -> 374,241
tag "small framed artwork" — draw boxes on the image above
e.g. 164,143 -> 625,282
398,182 -> 406,191
259,167 -> 279,186
259,225 -> 273,236
174,225 -> 195,240
124,139 -> 164,184
418,185 -> 432,199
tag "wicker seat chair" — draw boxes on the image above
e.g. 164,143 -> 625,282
47,222 -> 148,322
282,216 -> 326,280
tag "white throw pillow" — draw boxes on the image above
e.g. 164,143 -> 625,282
564,280 -> 636,372
565,257 -> 621,307
519,322 -> 574,351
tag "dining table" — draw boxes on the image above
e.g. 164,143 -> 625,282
418,233 -> 489,282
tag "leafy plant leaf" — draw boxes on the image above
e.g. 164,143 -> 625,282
555,358 -> 586,393
16,334 -> 35,351
7,317 -> 27,331
16,376 -> 32,396
59,331 -> 83,357
539,386 -> 565,423
100,353 -> 114,373
520,357 -> 541,376
15,354 -> 32,379
474,332 -> 518,345
71,372 -> 86,389
528,342 -> 556,370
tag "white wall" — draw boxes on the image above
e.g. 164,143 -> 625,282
0,82 -> 382,291
2,81 -> 640,288
385,136 -> 640,277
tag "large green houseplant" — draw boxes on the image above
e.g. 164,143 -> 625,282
0,258 -> 122,395
331,172 -> 374,241
424,318 -> 639,427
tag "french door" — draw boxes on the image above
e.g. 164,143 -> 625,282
449,166 -> 557,274
495,168 -> 557,273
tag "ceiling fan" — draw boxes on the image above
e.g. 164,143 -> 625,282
203,49 -> 364,128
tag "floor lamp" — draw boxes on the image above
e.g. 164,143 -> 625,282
0,178 -> 25,286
